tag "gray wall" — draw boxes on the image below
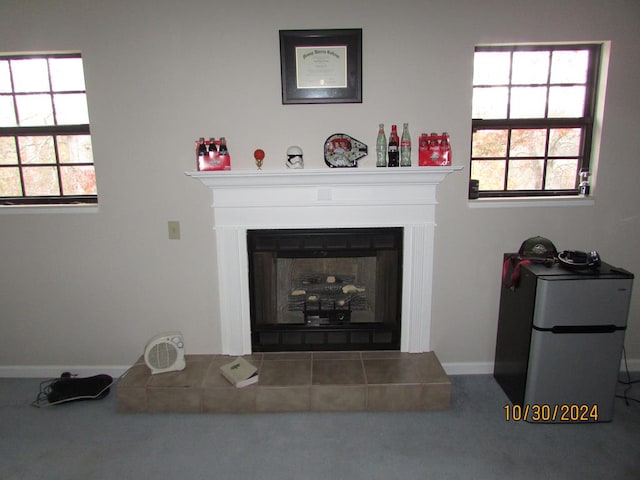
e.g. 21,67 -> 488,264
1,0 -> 638,373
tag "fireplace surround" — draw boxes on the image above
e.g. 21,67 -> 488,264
186,166 -> 461,355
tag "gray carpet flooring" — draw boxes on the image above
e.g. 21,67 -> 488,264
1,374 -> 639,479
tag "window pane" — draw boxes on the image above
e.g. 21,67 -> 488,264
512,51 -> 549,84
49,57 -> 86,91
548,128 -> 581,156
473,52 -> 511,85
471,159 -> 506,190
548,86 -> 585,117
546,159 -> 579,189
57,135 -> 94,164
18,136 -> 55,164
0,53 -> 96,204
472,87 -> 508,119
510,87 -> 547,118
61,165 -> 97,195
0,96 -> 17,126
471,44 -> 598,198
11,58 -> 50,93
510,129 -> 547,157
0,137 -> 18,164
54,93 -> 89,124
507,159 -> 544,190
472,129 -> 508,157
0,60 -> 11,92
16,94 -> 54,125
23,166 -> 59,196
551,50 -> 589,84
0,167 -> 22,196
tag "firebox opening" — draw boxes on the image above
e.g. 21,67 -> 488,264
248,227 -> 403,351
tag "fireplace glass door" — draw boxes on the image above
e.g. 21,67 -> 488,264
248,228 -> 402,351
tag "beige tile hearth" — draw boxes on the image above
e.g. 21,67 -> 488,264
117,351 -> 451,413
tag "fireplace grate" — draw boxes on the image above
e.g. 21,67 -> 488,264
304,301 -> 352,326
253,325 -> 397,352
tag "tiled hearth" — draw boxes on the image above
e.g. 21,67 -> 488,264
117,351 -> 451,413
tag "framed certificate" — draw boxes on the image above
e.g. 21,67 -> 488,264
279,29 -> 362,104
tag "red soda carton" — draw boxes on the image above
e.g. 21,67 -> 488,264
418,132 -> 451,166
196,138 -> 231,171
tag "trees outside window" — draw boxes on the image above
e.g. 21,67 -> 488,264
0,53 -> 97,205
470,44 -> 601,198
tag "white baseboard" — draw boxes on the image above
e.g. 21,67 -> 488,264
443,359 -> 640,376
5,363 -> 493,377
0,365 -> 131,379
442,362 -> 494,375
2,359 -> 639,379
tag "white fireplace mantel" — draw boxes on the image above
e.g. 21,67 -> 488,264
186,167 -> 462,355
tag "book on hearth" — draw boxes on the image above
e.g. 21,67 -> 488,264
220,357 -> 259,388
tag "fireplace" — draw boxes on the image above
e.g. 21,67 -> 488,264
186,167 -> 461,355
248,227 -> 403,351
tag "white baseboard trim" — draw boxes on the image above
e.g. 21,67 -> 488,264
2,358 -> 639,379
0,365 -> 131,379
6,363 -> 494,378
442,362 -> 494,375
442,359 -> 640,376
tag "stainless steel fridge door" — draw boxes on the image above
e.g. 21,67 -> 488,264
533,277 -> 632,329
523,329 -> 625,422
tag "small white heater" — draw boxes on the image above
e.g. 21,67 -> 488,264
143,331 -> 186,374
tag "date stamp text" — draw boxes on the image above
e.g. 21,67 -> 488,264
504,404 -> 599,422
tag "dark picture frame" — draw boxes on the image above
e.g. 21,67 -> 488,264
279,28 -> 362,104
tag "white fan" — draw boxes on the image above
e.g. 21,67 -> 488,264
144,331 -> 186,374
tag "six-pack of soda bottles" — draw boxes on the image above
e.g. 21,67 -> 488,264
376,124 -> 452,167
418,132 -> 452,166
195,137 -> 231,171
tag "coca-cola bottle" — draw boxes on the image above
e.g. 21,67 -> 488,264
219,137 -> 229,155
387,125 -> 399,167
400,123 -> 411,167
197,137 -> 207,159
208,137 -> 217,158
441,132 -> 452,165
376,124 -> 387,167
428,132 -> 441,165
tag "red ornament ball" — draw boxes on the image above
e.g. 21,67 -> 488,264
254,149 -> 265,161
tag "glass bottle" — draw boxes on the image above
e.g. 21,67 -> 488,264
441,132 -> 452,165
197,137 -> 207,159
387,125 -> 399,167
208,137 -> 217,158
400,123 -> 411,167
219,137 -> 229,156
429,132 -> 440,165
579,169 -> 590,196
376,124 -> 387,167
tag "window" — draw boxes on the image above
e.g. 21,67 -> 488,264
470,44 -> 601,198
0,53 -> 97,205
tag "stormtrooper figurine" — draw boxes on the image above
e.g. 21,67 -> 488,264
286,145 -> 304,169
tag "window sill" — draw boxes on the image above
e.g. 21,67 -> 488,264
468,196 -> 595,209
0,204 -> 99,215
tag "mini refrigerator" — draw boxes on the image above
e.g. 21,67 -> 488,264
494,256 -> 634,422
